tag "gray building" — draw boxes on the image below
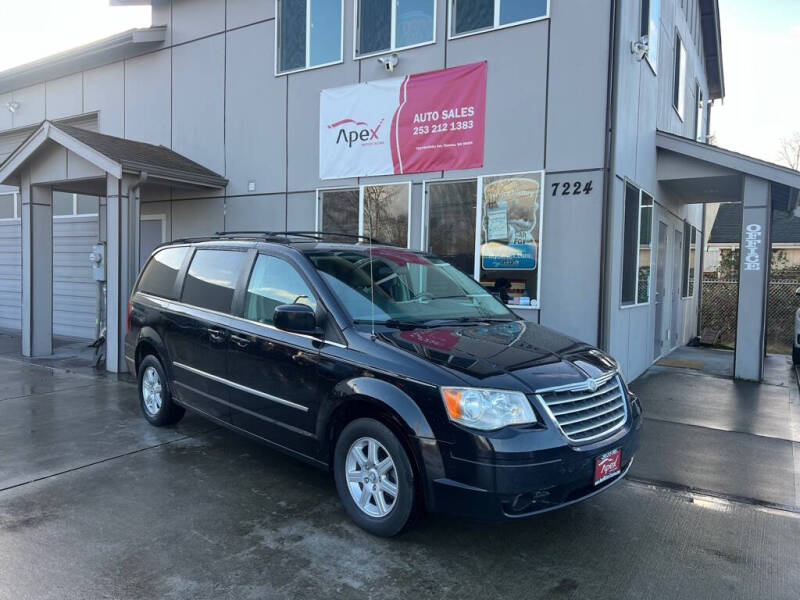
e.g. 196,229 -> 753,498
0,0 -> 797,381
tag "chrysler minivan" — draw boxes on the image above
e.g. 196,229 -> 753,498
126,232 -> 642,536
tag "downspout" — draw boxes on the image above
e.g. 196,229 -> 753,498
598,0 -> 620,349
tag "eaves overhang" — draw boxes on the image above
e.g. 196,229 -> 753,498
699,0 -> 725,99
656,130 -> 800,190
0,27 -> 166,95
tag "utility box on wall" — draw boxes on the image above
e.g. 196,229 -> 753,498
89,243 -> 106,282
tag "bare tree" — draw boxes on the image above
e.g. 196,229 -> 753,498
778,132 -> 800,170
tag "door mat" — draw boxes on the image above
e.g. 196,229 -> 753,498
656,357 -> 706,370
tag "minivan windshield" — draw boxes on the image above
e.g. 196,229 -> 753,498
304,247 -> 515,325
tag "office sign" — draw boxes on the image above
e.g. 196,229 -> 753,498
320,61 -> 486,179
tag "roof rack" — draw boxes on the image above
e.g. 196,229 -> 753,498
169,231 -> 392,246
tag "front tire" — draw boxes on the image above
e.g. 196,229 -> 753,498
138,354 -> 185,427
793,346 -> 800,366
333,418 -> 417,537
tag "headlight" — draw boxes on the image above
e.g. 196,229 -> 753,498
440,387 -> 537,431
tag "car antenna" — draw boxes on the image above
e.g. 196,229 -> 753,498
367,194 -> 376,340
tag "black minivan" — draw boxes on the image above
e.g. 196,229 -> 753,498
126,232 -> 642,536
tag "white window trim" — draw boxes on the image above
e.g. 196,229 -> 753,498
672,31 -> 686,121
447,0 -> 550,41
353,0 -> 438,60
0,192 -> 19,221
643,0 -> 659,75
316,183 -> 413,249
620,181 -> 653,309
275,0 -> 345,77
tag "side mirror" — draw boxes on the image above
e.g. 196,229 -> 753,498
274,304 -> 321,336
796,286 -> 800,297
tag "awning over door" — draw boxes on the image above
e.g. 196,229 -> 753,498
656,130 -> 800,381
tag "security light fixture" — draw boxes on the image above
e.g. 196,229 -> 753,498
6,100 -> 19,113
378,54 -> 399,73
631,36 -> 649,61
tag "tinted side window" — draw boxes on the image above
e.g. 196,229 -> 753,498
244,255 -> 317,325
181,249 -> 247,313
138,247 -> 190,299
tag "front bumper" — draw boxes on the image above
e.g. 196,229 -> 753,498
426,399 -> 643,520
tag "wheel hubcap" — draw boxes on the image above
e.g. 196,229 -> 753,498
345,437 -> 399,518
141,366 -> 163,416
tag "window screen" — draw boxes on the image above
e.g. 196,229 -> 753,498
138,247 -> 190,299
358,0 -> 392,55
279,0 -> 307,72
181,250 -> 247,313
452,0 -> 547,36
621,184 -> 641,305
641,0 -> 660,70
673,33 -> 686,117
244,255 -> 317,325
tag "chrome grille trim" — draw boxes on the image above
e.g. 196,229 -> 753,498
535,374 -> 628,444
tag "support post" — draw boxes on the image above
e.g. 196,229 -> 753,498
105,174 -> 138,373
734,176 -> 771,381
21,178 -> 53,357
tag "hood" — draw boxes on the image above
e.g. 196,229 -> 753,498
377,321 -> 617,393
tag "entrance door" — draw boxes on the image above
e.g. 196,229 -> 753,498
671,229 -> 684,349
140,215 -> 166,270
653,221 -> 669,360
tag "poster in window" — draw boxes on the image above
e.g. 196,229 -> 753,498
480,174 -> 542,271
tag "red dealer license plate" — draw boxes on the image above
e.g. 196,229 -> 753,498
594,449 -> 622,485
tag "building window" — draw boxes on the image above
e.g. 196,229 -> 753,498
0,193 -> 18,219
317,183 -> 411,248
318,188 -> 359,238
640,0 -> 660,72
695,83 -> 704,142
478,171 -> 544,308
621,184 -> 653,306
423,179 -> 477,276
672,32 -> 686,119
52,191 -> 99,217
682,223 -> 697,297
277,0 -> 343,74
356,0 -> 435,57
450,0 -> 548,37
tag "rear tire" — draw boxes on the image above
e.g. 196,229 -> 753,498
333,418 -> 416,537
138,354 -> 185,427
793,346 -> 800,366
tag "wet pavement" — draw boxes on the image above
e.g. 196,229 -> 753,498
0,346 -> 799,599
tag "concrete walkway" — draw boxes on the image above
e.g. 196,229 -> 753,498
0,343 -> 799,598
630,349 -> 800,510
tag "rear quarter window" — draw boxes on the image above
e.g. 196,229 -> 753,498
137,246 -> 190,299
181,249 -> 248,313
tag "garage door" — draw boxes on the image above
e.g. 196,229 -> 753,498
0,194 -> 21,331
53,193 -> 99,341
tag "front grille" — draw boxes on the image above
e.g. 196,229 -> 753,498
536,373 -> 628,443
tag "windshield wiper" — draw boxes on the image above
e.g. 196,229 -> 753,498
421,316 -> 517,326
352,318 -> 431,330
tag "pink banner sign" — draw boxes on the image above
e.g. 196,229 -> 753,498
320,62 -> 487,179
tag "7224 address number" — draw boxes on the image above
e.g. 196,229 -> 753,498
551,180 -> 594,196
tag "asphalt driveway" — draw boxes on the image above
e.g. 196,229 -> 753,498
1,349 -> 799,599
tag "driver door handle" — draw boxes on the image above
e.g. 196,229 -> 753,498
230,333 -> 250,348
207,327 -> 227,343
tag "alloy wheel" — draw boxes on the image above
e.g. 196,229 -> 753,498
345,436 -> 399,518
141,366 -> 163,416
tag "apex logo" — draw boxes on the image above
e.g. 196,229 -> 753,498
329,118 -> 384,147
